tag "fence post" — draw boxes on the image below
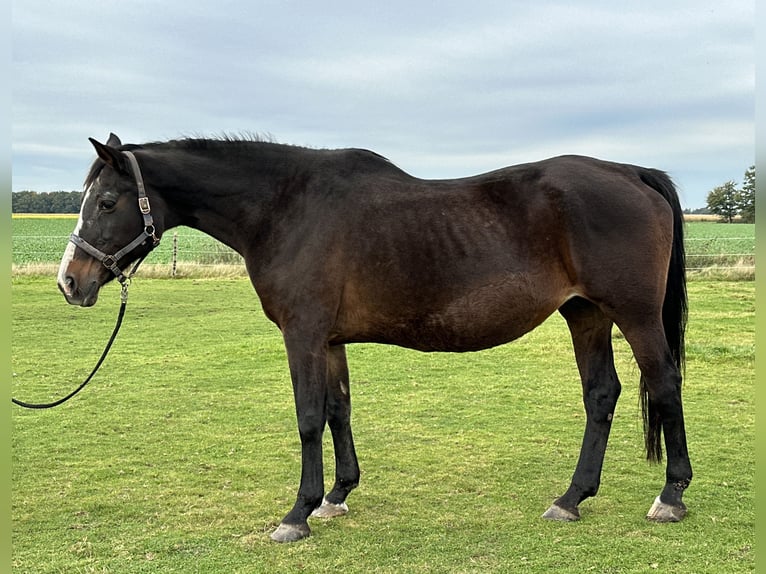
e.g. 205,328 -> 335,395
172,231 -> 178,278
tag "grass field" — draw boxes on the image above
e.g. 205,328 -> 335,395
11,216 -> 244,273
11,216 -> 755,280
11,277 -> 754,573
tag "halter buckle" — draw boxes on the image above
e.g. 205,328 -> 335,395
138,196 -> 151,214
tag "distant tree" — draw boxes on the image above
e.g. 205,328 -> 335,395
706,181 -> 739,223
11,190 -> 82,213
52,191 -> 83,213
12,191 -> 44,213
737,165 -> 755,223
685,207 -> 711,215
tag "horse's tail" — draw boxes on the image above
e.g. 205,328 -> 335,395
637,167 -> 688,463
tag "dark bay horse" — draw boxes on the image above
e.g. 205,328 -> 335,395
57,134 -> 691,542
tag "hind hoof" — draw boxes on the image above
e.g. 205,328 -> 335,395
646,496 -> 687,522
311,497 -> 349,518
270,522 -> 310,543
542,504 -> 580,522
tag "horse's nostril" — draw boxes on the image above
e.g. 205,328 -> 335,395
61,275 -> 76,294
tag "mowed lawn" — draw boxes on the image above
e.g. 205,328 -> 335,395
11,277 -> 754,573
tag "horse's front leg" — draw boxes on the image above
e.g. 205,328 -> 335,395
271,336 -> 328,543
312,344 -> 360,518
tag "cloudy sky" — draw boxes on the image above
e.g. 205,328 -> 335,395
12,1 -> 754,208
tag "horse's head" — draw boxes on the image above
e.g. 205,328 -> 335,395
57,134 -> 161,306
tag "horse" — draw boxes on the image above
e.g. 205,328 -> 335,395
57,133 -> 691,542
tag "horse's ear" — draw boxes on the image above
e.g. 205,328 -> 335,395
106,133 -> 122,147
89,137 -> 128,174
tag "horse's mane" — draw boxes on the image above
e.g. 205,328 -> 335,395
83,133 -> 392,189
83,134 -> 277,189
151,132 -> 279,151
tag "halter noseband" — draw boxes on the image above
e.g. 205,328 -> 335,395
69,151 -> 160,283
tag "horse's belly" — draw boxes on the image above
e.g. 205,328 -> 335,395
383,318 -> 539,352
336,281 -> 567,352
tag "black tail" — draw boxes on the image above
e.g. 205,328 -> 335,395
637,168 -> 688,463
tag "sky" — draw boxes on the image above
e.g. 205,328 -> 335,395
12,1 -> 754,209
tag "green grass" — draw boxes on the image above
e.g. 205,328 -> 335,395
684,222 -> 755,279
11,217 -> 243,270
11,278 -> 754,573
12,218 -> 755,280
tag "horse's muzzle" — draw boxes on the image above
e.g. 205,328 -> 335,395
58,274 -> 102,307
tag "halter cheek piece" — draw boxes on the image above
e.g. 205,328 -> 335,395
68,151 -> 160,283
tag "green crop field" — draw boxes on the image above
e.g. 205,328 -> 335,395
684,222 -> 755,276
11,216 -> 755,280
11,277 -> 754,573
11,215 -> 242,272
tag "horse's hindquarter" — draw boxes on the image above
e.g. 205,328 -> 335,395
537,157 -> 675,313
331,171 -> 576,351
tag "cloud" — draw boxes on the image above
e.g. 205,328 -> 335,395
11,1 -> 754,207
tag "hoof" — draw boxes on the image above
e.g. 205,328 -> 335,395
270,522 -> 310,543
311,497 -> 349,518
646,496 -> 687,522
542,504 -> 580,522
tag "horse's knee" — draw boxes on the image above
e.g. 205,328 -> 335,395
583,381 -> 621,423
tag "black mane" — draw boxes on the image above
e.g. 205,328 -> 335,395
84,134 -> 392,190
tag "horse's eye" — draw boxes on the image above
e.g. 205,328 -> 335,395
99,199 -> 116,211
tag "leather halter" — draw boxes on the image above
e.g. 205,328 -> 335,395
69,151 -> 160,282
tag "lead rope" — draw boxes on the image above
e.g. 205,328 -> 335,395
11,256 -> 146,409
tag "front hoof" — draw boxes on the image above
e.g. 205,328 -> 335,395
646,496 -> 687,522
542,504 -> 580,522
270,522 -> 311,543
311,497 -> 349,518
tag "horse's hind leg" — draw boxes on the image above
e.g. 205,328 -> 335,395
312,344 -> 361,518
543,298 -> 621,521
619,322 -> 692,522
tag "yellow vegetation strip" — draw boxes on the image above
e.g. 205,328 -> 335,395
12,213 -> 78,219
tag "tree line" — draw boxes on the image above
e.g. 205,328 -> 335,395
706,165 -> 755,223
12,190 -> 82,213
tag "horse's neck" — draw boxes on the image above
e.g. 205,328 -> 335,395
155,149 -> 293,256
